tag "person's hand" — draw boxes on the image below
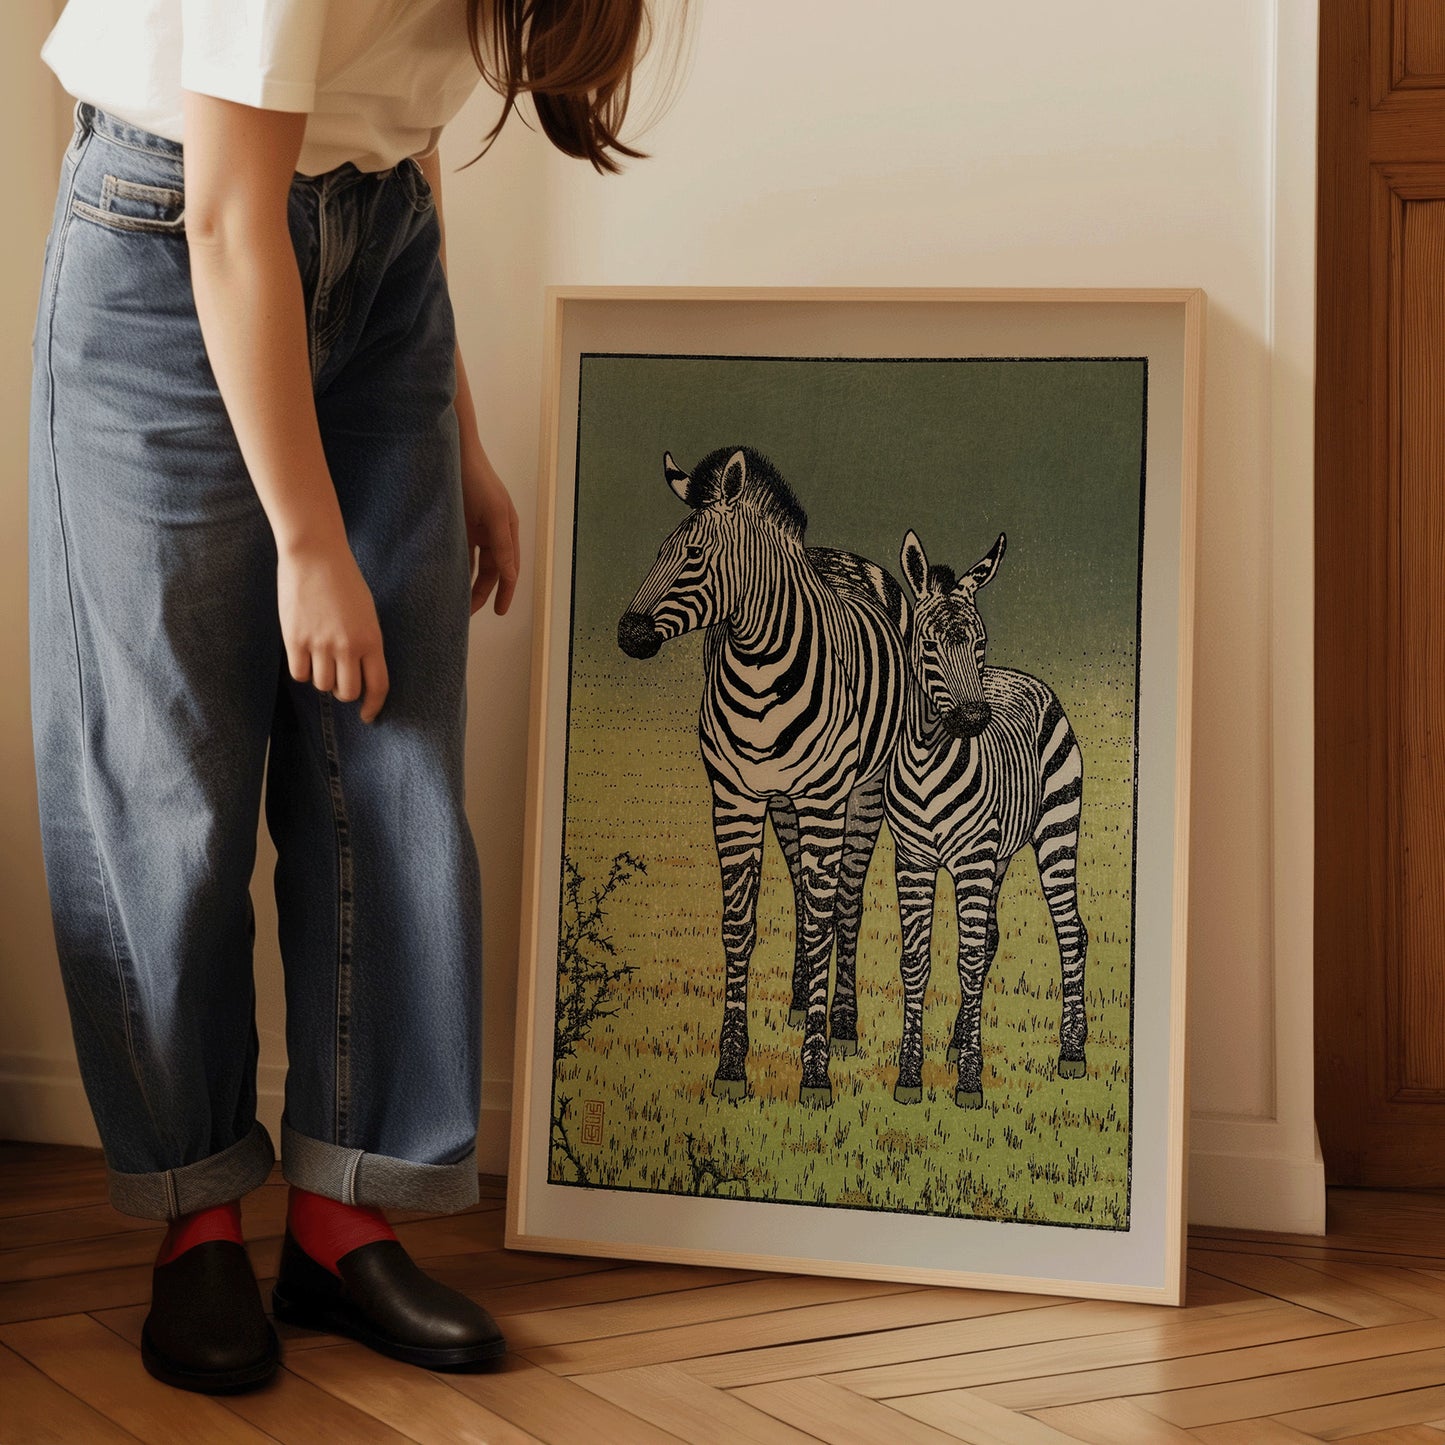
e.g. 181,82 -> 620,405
461,441 -> 520,616
277,535 -> 390,723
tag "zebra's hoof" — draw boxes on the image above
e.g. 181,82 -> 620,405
798,1085 -> 833,1108
830,1038 -> 859,1058
893,1084 -> 923,1104
711,1076 -> 748,1101
788,1008 -> 806,1028
954,1087 -> 984,1109
1057,1058 -> 1088,1079
946,1045 -> 960,1063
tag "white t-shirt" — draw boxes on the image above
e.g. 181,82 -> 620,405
40,0 -> 485,177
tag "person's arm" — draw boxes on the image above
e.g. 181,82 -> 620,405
181,94 -> 341,554
182,89 -> 389,719
415,146 -> 520,617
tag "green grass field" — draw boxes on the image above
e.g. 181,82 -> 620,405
548,629 -> 1136,1229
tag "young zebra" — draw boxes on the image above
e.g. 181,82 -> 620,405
884,528 -> 1089,1107
618,446 -> 907,1106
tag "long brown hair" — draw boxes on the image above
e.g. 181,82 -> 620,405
462,0 -> 693,175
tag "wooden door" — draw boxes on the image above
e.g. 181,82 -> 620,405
1317,0 -> 1445,1185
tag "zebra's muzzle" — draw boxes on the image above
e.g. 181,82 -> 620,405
943,700 -> 991,738
618,611 -> 664,659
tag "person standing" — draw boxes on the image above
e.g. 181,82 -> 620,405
30,0 -> 688,1394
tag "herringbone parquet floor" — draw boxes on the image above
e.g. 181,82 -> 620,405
3,1140 -> 1445,1442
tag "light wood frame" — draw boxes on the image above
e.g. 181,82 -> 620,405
506,285 -> 1204,1306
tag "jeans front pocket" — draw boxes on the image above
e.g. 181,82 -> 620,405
71,172 -> 186,236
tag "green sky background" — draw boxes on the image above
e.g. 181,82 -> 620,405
569,354 -> 1147,678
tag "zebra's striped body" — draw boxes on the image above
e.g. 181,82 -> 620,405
618,447 -> 907,1104
884,530 -> 1089,1107
723,544 -> 907,1048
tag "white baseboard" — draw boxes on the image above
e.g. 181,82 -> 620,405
1,1053 -> 1325,1230
0,1054 -> 99,1147
1187,1126 -> 1327,1234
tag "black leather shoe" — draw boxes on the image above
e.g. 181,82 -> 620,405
271,1226 -> 507,1369
141,1239 -> 280,1394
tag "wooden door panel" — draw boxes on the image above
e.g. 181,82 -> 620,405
1317,3 -> 1445,1184
1381,0 -> 1445,93
1394,187 -> 1445,1101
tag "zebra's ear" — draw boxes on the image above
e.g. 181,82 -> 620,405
900,529 -> 930,599
967,532 -> 1007,590
664,450 -> 690,504
720,449 -> 747,502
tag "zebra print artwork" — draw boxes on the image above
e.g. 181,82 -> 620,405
885,528 -> 1089,1110
618,445 -> 908,1106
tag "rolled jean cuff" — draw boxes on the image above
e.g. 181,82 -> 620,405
107,1119 -> 276,1221
280,1113 -> 479,1213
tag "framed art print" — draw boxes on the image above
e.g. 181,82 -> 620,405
507,286 -> 1203,1305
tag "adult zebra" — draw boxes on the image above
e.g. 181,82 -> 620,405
617,446 -> 907,1106
884,528 -> 1089,1108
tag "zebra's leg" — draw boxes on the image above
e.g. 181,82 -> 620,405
893,851 -> 937,1104
1033,793 -> 1088,1080
948,839 -> 1001,1108
795,797 -> 849,1107
767,794 -> 809,1027
829,772 -> 886,1057
948,866 -> 1006,1062
711,788 -> 769,1101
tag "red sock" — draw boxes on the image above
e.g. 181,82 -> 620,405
286,1184 -> 398,1277
154,1198 -> 244,1267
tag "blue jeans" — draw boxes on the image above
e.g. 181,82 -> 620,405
28,100 -> 484,1221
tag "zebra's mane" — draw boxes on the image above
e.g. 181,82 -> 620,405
916,563 -> 976,647
685,445 -> 808,538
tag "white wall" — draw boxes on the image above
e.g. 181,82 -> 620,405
3,0 -> 1323,1233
